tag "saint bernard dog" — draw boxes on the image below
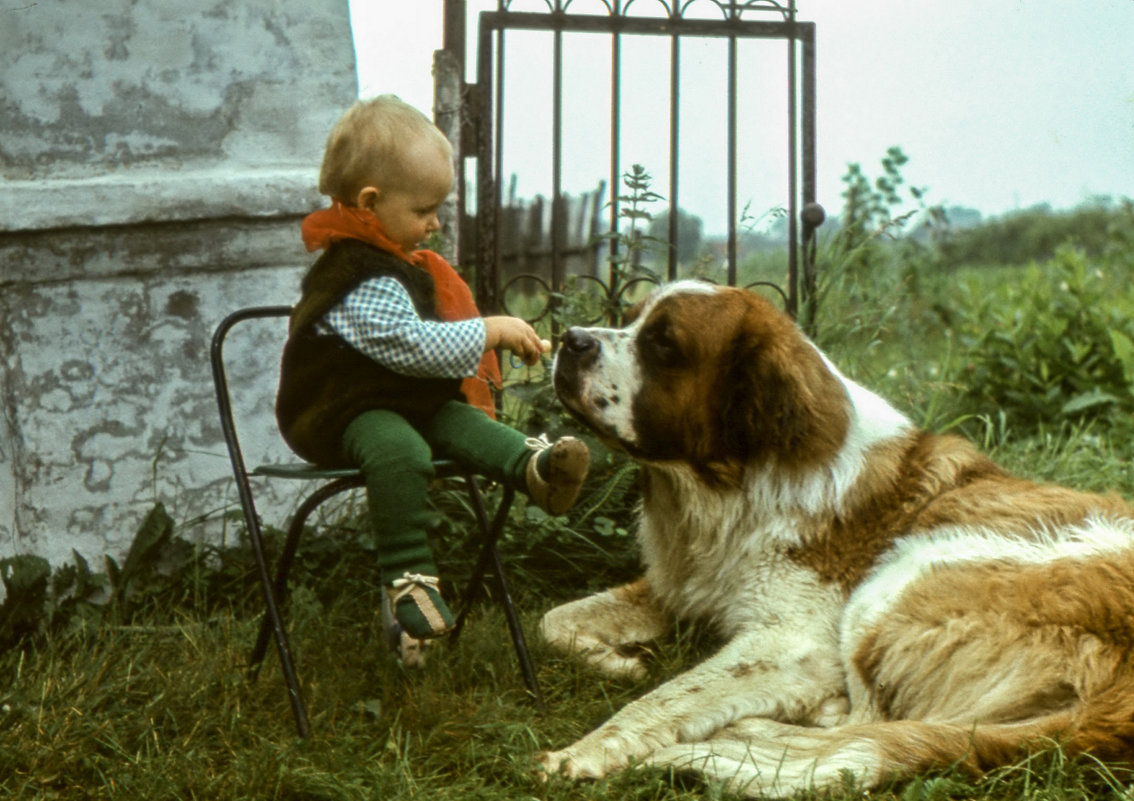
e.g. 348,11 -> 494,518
538,280 -> 1134,797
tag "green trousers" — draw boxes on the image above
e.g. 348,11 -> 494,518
341,401 -> 533,586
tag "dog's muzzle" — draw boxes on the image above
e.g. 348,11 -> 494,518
560,327 -> 600,361
553,327 -> 600,398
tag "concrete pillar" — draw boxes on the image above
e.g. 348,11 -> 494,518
0,0 -> 358,567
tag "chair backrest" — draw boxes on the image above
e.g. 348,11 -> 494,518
209,305 -> 293,533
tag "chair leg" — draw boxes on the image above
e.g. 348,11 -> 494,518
248,477 -> 364,676
248,509 -> 306,680
451,477 -> 507,634
450,493 -> 504,635
242,511 -> 312,739
452,479 -> 545,710
247,476 -> 364,739
489,534 -> 546,711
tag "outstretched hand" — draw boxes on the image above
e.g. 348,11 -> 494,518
484,316 -> 550,366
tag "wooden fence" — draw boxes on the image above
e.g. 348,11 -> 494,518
464,180 -> 607,311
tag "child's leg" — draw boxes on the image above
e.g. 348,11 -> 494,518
421,400 -> 531,487
423,400 -> 590,515
341,409 -> 454,638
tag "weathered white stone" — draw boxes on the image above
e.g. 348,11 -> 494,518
0,0 -> 360,574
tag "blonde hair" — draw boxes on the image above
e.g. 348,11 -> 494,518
318,95 -> 453,203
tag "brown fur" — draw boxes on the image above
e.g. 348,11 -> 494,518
786,431 -> 1001,590
629,291 -> 850,485
850,549 -> 1134,767
787,429 -> 1131,593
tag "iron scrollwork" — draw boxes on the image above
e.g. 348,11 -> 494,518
497,0 -> 795,20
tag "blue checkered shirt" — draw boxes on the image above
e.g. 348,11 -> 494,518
320,276 -> 486,378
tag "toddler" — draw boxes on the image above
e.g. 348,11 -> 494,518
276,95 -> 589,641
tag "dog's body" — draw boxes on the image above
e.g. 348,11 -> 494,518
539,281 -> 1134,797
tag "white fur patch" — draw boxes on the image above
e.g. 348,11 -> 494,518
732,361 -> 911,525
842,514 -> 1134,652
554,324 -> 641,445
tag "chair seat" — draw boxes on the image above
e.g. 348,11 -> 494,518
252,459 -> 463,481
253,463 -> 361,480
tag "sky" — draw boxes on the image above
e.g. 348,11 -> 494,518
350,0 -> 1134,234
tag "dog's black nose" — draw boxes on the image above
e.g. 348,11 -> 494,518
562,327 -> 599,356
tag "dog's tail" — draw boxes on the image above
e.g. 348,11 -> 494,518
645,711 -> 1089,799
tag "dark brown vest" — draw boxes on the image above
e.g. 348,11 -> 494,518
275,239 -> 462,466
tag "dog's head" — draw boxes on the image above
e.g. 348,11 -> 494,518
553,281 -> 851,485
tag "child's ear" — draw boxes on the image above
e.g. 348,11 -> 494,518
356,186 -> 380,209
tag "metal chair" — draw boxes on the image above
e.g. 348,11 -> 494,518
209,305 -> 543,738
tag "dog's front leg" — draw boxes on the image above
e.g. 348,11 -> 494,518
539,577 -> 670,679
537,623 -> 845,780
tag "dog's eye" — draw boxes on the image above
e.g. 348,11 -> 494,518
641,323 -> 683,367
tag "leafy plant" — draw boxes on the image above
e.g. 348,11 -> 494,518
607,162 -> 666,269
575,163 -> 666,327
0,555 -> 53,644
955,246 -> 1134,432
830,147 -> 947,285
841,146 -> 912,241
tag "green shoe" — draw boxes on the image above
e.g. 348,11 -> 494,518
387,573 -> 455,639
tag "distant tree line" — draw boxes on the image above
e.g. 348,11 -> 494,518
930,199 -> 1130,268
599,148 -> 1131,278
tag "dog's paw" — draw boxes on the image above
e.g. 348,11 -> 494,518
535,747 -> 616,781
541,634 -> 651,679
586,643 -> 652,679
539,588 -> 664,680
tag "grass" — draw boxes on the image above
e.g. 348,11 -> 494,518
0,575 -> 713,799
6,563 -> 1134,800
5,237 -> 1134,799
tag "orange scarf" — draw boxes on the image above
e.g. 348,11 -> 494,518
301,201 -> 501,418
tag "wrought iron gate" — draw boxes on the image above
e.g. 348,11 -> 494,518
441,0 -> 823,329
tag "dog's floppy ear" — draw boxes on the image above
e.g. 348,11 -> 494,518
718,302 -> 849,471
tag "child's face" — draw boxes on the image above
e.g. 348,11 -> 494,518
362,142 -> 454,252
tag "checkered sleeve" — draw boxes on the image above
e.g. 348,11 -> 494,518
321,276 -> 486,379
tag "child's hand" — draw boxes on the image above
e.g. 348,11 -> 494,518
484,316 -> 550,366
